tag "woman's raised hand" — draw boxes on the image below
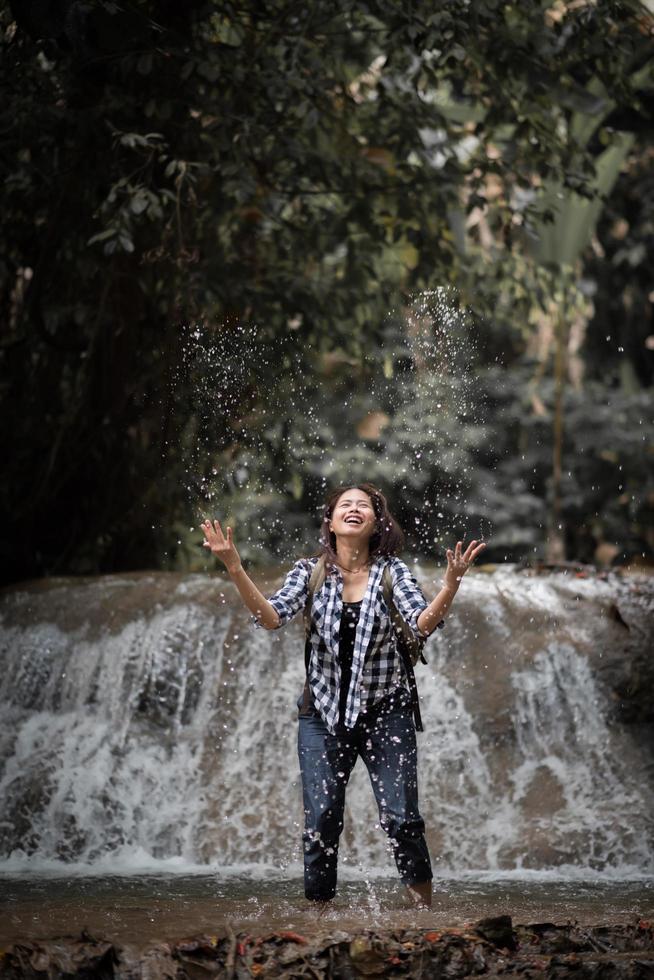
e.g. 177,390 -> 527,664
444,539 -> 486,589
201,519 -> 242,573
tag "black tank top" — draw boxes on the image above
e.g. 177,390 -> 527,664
338,600 -> 362,725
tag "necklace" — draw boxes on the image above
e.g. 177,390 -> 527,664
336,560 -> 369,574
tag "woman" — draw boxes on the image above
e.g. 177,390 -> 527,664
201,483 -> 485,907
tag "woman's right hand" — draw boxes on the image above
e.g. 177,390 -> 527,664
201,519 -> 242,573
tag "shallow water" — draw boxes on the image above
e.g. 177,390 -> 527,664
2,871 -> 653,948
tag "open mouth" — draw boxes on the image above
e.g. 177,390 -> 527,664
344,516 -> 363,525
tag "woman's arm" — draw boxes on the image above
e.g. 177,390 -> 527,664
416,582 -> 458,636
201,519 -> 280,629
201,519 -> 314,630
417,539 -> 486,636
227,565 -> 281,629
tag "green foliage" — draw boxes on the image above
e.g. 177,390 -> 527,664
0,0 -> 652,581
173,321 -> 652,571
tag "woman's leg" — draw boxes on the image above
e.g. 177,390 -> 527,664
297,712 -> 358,902
406,879 -> 433,907
358,690 -> 433,906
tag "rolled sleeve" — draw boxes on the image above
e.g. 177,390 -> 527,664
251,558 -> 311,630
389,558 -> 431,640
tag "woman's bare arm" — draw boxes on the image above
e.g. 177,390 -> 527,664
201,519 -> 280,629
416,582 -> 459,636
417,539 -> 486,635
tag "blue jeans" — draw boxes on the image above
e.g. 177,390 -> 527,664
297,687 -> 432,901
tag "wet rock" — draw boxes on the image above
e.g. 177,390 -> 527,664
348,936 -> 387,975
0,933 -> 117,980
592,579 -> 654,726
474,914 -> 518,950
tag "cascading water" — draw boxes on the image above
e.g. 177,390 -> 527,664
0,566 -> 652,877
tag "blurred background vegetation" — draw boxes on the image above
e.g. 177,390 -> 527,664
1,0 -> 652,584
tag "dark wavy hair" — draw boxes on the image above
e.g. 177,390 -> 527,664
316,482 -> 405,568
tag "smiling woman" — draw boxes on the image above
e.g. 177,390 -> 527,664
321,486 -> 405,599
201,482 -> 485,910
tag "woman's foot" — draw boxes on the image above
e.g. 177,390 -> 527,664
308,897 -> 332,917
406,880 -> 432,908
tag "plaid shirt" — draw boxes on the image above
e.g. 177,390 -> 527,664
253,555 -> 436,734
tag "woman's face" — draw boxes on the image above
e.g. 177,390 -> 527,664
328,488 -> 377,545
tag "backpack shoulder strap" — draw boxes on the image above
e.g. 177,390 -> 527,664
382,562 -> 426,732
301,556 -> 326,716
303,555 -> 327,639
381,565 -> 427,665
381,565 -> 394,606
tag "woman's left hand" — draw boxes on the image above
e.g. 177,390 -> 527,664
444,539 -> 486,590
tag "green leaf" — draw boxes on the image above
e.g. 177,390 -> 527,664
130,191 -> 149,215
87,228 -> 117,245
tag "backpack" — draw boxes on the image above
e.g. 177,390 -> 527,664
301,555 -> 428,731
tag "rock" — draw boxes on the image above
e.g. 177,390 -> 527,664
348,936 -> 387,975
474,915 -> 518,951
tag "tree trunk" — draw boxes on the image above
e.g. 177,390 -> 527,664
547,303 -> 567,562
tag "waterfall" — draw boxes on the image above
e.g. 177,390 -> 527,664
0,567 -> 652,874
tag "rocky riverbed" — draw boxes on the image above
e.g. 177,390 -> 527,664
2,916 -> 654,979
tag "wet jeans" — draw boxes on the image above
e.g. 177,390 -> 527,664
297,687 -> 432,901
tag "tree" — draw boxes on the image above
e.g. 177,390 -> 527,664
1,0 -> 652,581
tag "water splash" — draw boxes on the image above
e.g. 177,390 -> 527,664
169,289 -> 488,568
